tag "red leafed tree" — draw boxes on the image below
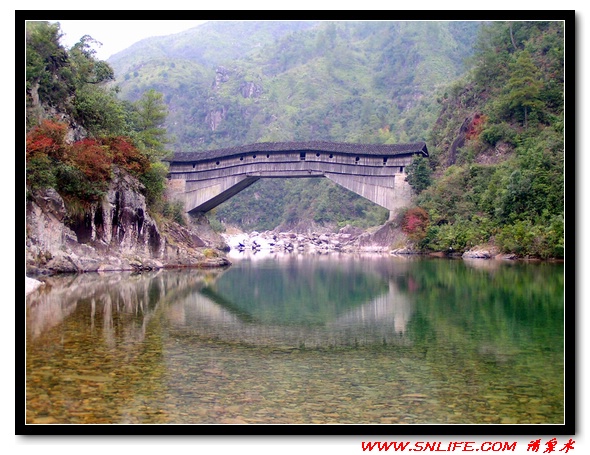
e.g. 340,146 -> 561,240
27,120 -> 153,197
401,207 -> 430,242
26,119 -> 68,160
100,136 -> 150,176
68,138 -> 113,182
465,113 -> 488,141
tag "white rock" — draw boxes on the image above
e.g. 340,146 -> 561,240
25,277 -> 44,295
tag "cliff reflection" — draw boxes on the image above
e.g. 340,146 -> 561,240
26,269 -> 228,344
26,255 -> 418,349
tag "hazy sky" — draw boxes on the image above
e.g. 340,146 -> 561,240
54,20 -> 207,60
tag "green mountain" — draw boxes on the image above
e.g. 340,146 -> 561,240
110,20 -> 479,149
108,20 -> 481,232
418,20 -> 565,258
108,21 -> 319,75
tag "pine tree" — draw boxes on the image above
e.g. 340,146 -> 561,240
132,89 -> 171,161
504,51 -> 544,128
405,155 -> 432,194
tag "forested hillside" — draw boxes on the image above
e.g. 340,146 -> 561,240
26,19 -> 565,259
26,21 -> 183,224
109,20 -> 482,232
418,21 -> 565,258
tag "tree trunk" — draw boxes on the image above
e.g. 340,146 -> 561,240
509,23 -> 518,51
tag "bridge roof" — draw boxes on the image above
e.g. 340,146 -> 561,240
170,141 -> 428,163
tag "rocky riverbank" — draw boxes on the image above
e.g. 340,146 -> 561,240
220,226 -> 527,261
461,245 -> 518,260
25,276 -> 44,295
221,222 -> 418,255
25,167 -> 231,277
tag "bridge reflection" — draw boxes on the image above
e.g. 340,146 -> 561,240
168,281 -> 412,349
167,254 -> 416,348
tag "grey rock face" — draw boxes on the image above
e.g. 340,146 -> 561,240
26,168 -> 229,276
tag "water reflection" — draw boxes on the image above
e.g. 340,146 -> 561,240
25,254 -> 564,425
166,253 -> 415,348
26,269 -> 226,345
27,254 -> 417,349
26,255 -> 564,360
332,280 -> 412,335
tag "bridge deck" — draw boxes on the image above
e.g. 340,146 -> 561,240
170,141 -> 428,163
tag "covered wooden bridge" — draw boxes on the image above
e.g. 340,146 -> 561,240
166,141 -> 428,216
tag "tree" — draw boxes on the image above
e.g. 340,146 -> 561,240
25,23 -> 176,216
405,155 -> 432,194
69,35 -> 114,85
401,207 -> 430,242
132,89 -> 171,161
26,21 -> 74,122
504,51 -> 544,128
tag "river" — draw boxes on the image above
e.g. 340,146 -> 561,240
25,251 -> 564,426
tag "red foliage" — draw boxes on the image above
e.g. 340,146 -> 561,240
26,119 -> 68,160
401,207 -> 430,241
27,120 -> 149,186
100,136 -> 150,175
465,113 -> 488,141
68,139 -> 113,182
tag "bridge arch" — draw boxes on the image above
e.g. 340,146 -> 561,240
166,141 -> 428,218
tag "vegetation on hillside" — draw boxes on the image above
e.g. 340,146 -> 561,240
112,21 -> 478,149
410,21 -> 565,258
25,21 -> 178,220
26,19 -> 565,258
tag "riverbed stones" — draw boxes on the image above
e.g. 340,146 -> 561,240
220,221 -> 426,255
222,229 -> 364,253
462,245 -> 500,259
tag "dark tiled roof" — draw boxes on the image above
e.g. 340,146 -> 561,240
169,141 -> 428,163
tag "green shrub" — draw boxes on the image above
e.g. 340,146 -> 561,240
26,155 -> 57,190
161,200 -> 186,226
203,248 -> 218,258
54,162 -> 107,202
418,214 -> 495,253
495,218 -> 564,258
480,123 -> 517,146
208,216 -> 226,233
140,161 -> 169,208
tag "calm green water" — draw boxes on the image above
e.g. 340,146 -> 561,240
25,253 -> 564,425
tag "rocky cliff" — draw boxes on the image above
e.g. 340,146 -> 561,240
25,166 -> 230,276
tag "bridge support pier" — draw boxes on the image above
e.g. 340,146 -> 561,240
183,175 -> 261,214
167,172 -> 414,219
325,172 -> 413,215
